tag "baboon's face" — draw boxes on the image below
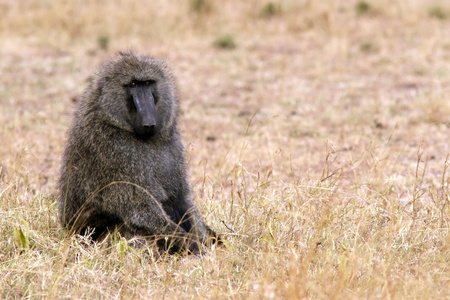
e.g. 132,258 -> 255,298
125,79 -> 159,138
95,53 -> 178,139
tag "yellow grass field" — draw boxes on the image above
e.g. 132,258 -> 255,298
1,0 -> 450,298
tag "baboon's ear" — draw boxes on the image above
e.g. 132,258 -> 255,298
82,78 -> 104,104
94,76 -> 111,95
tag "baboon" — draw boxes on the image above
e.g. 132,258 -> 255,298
58,52 -> 220,254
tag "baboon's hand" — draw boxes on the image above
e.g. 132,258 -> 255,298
187,241 -> 201,255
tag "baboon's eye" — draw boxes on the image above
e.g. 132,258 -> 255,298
130,81 -> 136,87
145,81 -> 150,86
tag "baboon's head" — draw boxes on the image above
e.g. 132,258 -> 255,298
88,52 -> 179,139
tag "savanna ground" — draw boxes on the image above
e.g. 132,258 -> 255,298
1,0 -> 450,298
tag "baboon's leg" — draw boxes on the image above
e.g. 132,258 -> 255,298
121,205 -> 202,254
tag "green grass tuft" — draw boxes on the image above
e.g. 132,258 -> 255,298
97,35 -> 110,51
360,41 -> 375,53
213,34 -> 237,49
355,1 -> 371,15
190,0 -> 211,13
260,2 -> 281,18
428,5 -> 447,19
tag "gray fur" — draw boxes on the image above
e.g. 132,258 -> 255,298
58,52 -> 219,254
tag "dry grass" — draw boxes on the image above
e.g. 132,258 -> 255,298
1,0 -> 450,298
